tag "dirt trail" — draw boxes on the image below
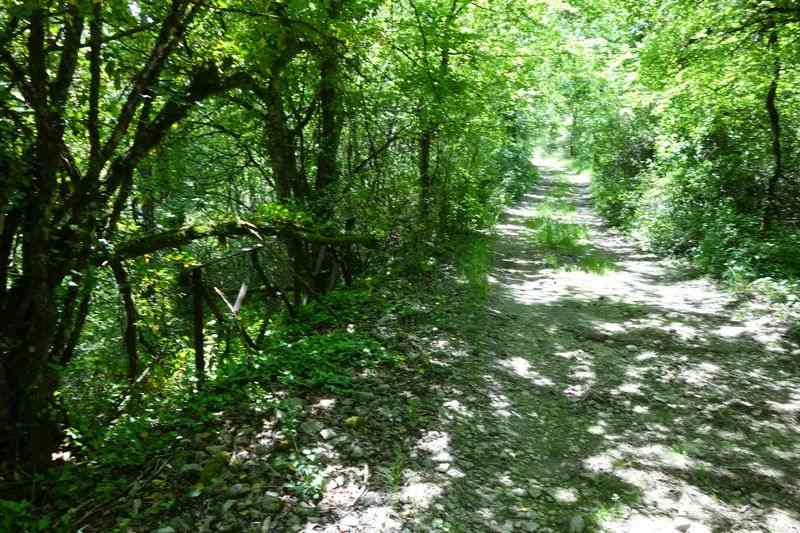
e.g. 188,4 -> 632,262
456,155 -> 800,532
310,155 -> 800,533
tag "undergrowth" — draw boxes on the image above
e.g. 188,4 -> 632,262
5,229 -> 498,532
525,173 -> 616,275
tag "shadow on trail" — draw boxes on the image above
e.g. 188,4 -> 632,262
383,284 -> 800,531
384,158 -> 799,532
295,157 -> 800,533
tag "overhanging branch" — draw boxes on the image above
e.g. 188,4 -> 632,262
110,220 -> 378,261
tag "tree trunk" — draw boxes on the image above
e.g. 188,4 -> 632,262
0,1 -> 238,473
315,49 -> 342,206
763,24 -> 783,233
263,73 -> 312,304
313,43 -> 343,292
418,37 -> 451,232
112,259 -> 139,383
0,9 -> 67,465
419,129 -> 434,224
192,269 -> 205,385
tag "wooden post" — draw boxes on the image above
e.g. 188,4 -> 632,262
192,269 -> 205,385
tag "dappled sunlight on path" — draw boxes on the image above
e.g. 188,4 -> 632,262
306,154 -> 800,533
470,154 -> 800,532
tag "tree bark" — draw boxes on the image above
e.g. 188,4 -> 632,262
192,269 -> 205,386
417,12 -> 453,231
0,2 -> 245,472
419,130 -> 434,223
261,61 -> 311,304
112,259 -> 139,383
315,50 -> 341,199
313,38 -> 343,291
763,24 -> 783,233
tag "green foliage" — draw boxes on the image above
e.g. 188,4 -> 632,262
0,500 -> 53,532
240,331 -> 396,391
215,290 -> 400,393
528,217 -> 587,253
452,236 -> 493,301
527,216 -> 616,274
497,139 -> 542,204
557,0 -> 800,286
523,169 -> 617,275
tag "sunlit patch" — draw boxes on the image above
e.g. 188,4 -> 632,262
495,223 -> 530,237
498,356 -> 555,386
717,325 -> 746,338
611,443 -> 697,472
52,450 -> 72,462
636,351 -> 658,361
587,423 -> 607,435
312,398 -> 336,412
768,396 -> 800,415
601,514 -> 711,533
443,399 -> 471,418
615,382 -> 642,395
583,451 -> 619,473
431,339 -> 451,350
476,507 -> 497,522
327,506 -> 402,531
558,349 -> 591,360
632,405 -> 649,414
551,487 -> 579,503
490,392 -> 515,417
681,362 -> 720,386
565,384 -> 590,397
665,321 -> 701,340
749,463 -> 786,479
445,466 -> 466,478
765,508 -> 800,532
415,431 -> 450,456
715,429 -> 745,442
399,482 -> 443,507
592,320 -> 627,335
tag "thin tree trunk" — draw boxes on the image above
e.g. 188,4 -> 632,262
315,49 -> 342,203
419,129 -> 433,223
262,67 -> 312,304
192,269 -> 205,386
418,30 -> 452,230
763,24 -> 783,233
313,3 -> 343,292
112,259 -> 139,383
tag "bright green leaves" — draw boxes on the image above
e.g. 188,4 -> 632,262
567,0 -> 800,281
255,202 -> 311,226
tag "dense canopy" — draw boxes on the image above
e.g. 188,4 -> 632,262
1,0 -> 799,530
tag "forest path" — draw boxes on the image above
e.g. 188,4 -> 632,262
348,154 -> 800,533
436,153 -> 800,533
307,154 -> 800,533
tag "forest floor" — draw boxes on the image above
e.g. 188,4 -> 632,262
116,155 -> 800,533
